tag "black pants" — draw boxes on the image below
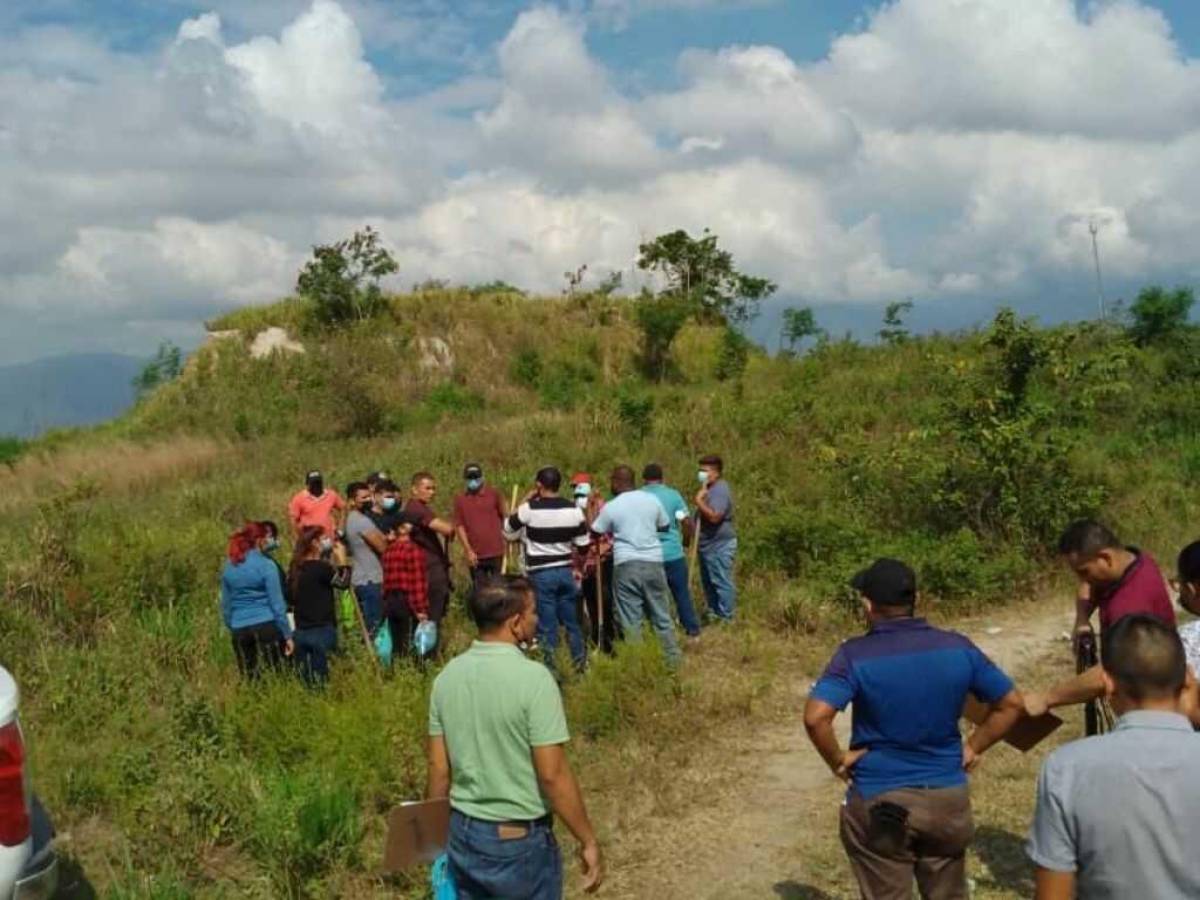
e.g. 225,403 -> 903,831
231,622 -> 285,680
383,590 -> 416,659
427,556 -> 450,623
580,559 -> 618,654
470,557 -> 503,589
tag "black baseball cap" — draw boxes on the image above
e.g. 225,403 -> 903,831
464,463 -> 483,479
306,470 -> 322,482
850,558 -> 917,607
366,470 -> 390,487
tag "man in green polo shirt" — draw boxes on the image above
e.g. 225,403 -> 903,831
426,575 -> 603,899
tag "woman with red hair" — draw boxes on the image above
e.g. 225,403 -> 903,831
220,521 -> 294,679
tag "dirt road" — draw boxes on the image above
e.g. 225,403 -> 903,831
589,598 -> 1074,900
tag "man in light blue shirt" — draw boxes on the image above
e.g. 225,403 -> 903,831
641,463 -> 701,639
1028,614 -> 1200,900
592,466 -> 680,667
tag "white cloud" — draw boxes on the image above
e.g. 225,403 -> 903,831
476,7 -> 665,183
4,0 -> 1200,363
818,0 -> 1200,139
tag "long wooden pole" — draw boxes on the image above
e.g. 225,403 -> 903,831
595,549 -> 605,649
503,484 -> 519,574
688,512 -> 702,610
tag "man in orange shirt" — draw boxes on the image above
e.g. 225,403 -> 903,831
287,470 -> 346,540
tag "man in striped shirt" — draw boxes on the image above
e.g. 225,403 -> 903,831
504,466 -> 591,674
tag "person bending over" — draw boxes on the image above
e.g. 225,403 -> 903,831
1024,520 -> 1176,718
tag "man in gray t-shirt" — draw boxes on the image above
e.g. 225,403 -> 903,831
344,481 -> 387,636
694,454 -> 737,622
1028,614 -> 1200,899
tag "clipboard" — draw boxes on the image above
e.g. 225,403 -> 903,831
382,798 -> 451,873
962,696 -> 1062,752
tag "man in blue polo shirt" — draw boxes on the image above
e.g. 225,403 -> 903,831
804,558 -> 1023,899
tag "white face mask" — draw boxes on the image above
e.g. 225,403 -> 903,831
576,496 -> 588,510
697,470 -> 710,485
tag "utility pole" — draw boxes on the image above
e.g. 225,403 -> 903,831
1088,218 -> 1106,322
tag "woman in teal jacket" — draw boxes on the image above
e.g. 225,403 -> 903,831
221,522 -> 294,680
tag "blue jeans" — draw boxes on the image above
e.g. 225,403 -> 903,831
663,556 -> 701,636
448,810 -> 562,900
293,624 -> 337,687
353,582 -> 383,637
699,539 -> 737,621
529,567 -> 586,672
613,560 -> 681,666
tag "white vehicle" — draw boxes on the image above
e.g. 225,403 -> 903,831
0,666 -> 58,899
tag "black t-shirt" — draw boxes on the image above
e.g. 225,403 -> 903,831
292,559 -> 336,630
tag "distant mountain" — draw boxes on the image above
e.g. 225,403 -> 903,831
0,353 -> 144,438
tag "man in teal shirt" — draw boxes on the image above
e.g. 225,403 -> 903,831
641,463 -> 701,639
426,575 -> 603,899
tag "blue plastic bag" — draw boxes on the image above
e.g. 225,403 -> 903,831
414,620 -> 438,658
430,853 -> 456,900
374,620 -> 394,667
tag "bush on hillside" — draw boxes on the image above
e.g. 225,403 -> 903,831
1128,285 -> 1194,346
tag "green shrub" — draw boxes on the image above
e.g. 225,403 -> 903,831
509,347 -> 543,388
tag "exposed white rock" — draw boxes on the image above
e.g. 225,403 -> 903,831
250,327 -> 306,359
417,336 -> 454,373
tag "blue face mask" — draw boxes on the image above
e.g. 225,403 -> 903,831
381,497 -> 397,511
466,478 -> 483,492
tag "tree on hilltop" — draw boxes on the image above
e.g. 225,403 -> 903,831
297,226 -> 398,327
635,229 -> 776,379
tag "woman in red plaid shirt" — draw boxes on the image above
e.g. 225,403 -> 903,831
382,513 -> 431,658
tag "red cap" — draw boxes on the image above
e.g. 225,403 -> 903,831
570,472 -> 591,486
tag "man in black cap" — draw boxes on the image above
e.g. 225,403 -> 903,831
803,559 -> 1023,899
453,463 -> 508,589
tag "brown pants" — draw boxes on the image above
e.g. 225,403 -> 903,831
840,786 -> 974,900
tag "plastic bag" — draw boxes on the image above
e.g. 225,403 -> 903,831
430,853 -> 456,900
374,620 -> 394,667
413,620 -> 438,658
338,589 -> 357,631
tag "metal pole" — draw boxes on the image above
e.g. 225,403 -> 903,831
1089,220 -> 1106,322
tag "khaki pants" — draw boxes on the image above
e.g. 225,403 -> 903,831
839,786 -> 974,900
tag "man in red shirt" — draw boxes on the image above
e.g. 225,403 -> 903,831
287,470 -> 345,539
382,513 -> 428,659
1026,519 -> 1175,715
404,472 -> 456,652
453,463 -> 507,587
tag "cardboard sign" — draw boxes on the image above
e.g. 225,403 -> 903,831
382,799 -> 450,873
962,696 -> 1063,752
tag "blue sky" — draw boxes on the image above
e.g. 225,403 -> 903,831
3,0 -> 1200,363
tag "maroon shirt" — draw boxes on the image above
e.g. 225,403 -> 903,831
453,486 -> 506,561
404,499 -> 448,564
1093,549 -> 1175,632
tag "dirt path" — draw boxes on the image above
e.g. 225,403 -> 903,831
592,598 -> 1074,900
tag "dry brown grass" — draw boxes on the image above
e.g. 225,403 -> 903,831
0,435 -> 226,514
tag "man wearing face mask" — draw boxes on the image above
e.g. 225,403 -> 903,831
694,454 -> 738,623
574,474 -> 616,654
345,481 -> 389,637
288,470 -> 346,541
453,464 -> 508,588
427,575 -> 603,898
369,479 -> 405,536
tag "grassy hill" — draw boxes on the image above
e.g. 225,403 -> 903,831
2,288 -> 1199,897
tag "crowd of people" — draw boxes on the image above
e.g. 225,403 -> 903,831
221,465 -> 1200,898
218,455 -> 738,686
